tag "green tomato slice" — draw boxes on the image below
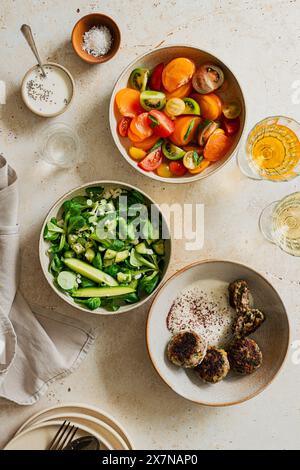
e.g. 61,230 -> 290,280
140,91 -> 166,111
162,141 -> 185,160
129,68 -> 150,92
183,98 -> 201,115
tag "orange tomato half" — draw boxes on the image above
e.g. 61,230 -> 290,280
133,134 -> 161,151
189,159 -> 211,174
203,129 -> 231,162
183,145 -> 204,154
170,116 -> 202,146
130,113 -> 154,140
162,58 -> 196,92
128,128 -> 144,143
115,88 -> 143,118
191,93 -> 222,121
165,81 -> 193,100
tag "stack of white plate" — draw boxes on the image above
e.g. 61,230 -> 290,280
4,404 -> 134,450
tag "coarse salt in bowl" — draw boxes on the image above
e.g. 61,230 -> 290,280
72,14 -> 121,64
82,25 -> 113,57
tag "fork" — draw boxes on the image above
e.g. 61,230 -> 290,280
48,420 -> 78,450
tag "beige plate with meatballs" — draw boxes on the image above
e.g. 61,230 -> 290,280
146,260 -> 290,406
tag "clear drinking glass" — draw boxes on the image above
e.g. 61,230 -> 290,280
238,116 -> 300,181
259,192 -> 300,256
38,122 -> 81,168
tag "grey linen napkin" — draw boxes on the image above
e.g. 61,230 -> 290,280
0,156 -> 96,405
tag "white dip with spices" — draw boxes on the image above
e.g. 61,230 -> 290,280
22,64 -> 74,117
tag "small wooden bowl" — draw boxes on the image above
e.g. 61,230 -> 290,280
72,13 -> 121,64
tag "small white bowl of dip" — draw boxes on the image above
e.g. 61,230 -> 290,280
21,62 -> 75,117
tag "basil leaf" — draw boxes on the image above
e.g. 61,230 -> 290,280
183,119 -> 195,141
192,152 -> 203,167
150,138 -> 164,152
148,115 -> 159,128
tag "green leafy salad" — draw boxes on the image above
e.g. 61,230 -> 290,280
43,186 -> 166,312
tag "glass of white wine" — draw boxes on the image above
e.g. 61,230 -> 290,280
259,192 -> 300,256
238,116 -> 300,181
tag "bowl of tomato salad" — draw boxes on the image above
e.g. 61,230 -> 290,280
109,45 -> 246,183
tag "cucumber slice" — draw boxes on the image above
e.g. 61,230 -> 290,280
57,271 -> 78,291
72,286 -> 136,298
63,258 -> 118,287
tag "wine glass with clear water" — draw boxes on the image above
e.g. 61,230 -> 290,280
38,122 -> 81,168
260,192 -> 300,256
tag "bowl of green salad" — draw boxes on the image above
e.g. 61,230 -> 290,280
40,181 -> 171,314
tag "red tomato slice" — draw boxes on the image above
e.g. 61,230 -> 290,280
130,113 -> 154,140
138,148 -> 162,171
169,160 -> 187,177
222,116 -> 240,136
148,110 -> 175,138
118,117 -> 131,137
149,63 -> 164,91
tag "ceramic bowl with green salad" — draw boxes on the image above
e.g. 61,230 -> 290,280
39,181 -> 171,315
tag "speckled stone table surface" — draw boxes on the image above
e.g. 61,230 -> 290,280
0,0 -> 299,450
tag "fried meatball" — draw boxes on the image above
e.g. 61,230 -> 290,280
195,346 -> 230,384
228,279 -> 250,313
167,331 -> 207,368
233,308 -> 265,339
228,338 -> 262,374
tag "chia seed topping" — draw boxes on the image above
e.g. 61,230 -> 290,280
166,281 -> 236,347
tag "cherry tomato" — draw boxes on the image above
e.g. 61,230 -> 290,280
222,116 -> 240,136
149,63 -> 164,91
166,98 -> 185,117
222,100 -> 241,119
138,147 -> 163,171
118,117 -> 131,137
169,160 -> 187,177
148,110 -> 175,138
156,162 -> 172,178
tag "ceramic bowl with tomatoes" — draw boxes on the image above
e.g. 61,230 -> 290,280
109,45 -> 246,183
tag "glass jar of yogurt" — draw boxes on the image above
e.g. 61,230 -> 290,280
21,62 -> 75,117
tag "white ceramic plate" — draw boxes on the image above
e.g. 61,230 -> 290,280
4,419 -> 112,451
109,45 -> 246,184
39,181 -> 171,315
18,412 -> 128,450
16,403 -> 134,449
146,260 -> 289,406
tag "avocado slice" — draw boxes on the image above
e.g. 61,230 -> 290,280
72,286 -> 136,298
63,258 -> 118,287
